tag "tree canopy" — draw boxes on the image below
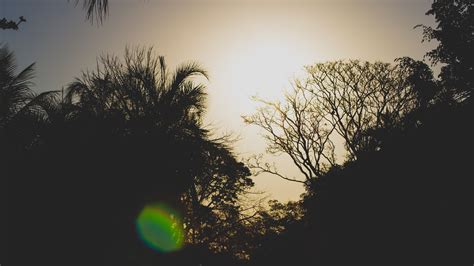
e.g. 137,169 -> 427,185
418,0 -> 473,100
4,47 -> 255,264
3,0 -> 473,264
244,59 -> 436,185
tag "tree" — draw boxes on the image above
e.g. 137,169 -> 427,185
0,44 -> 36,127
182,139 -> 254,253
6,47 -> 256,264
395,57 -> 437,108
66,48 -> 259,259
0,44 -> 47,152
244,1 -> 472,264
66,46 -> 208,136
244,83 -> 337,185
299,99 -> 473,264
244,60 -> 421,185
0,17 -> 26,30
417,0 -> 473,100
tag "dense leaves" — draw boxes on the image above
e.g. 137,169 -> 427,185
3,0 -> 473,264
418,0 -> 473,100
0,17 -> 25,30
246,1 -> 473,264
4,47 -> 254,264
244,60 -> 430,186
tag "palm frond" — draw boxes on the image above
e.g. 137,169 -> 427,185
66,47 -> 210,135
178,81 -> 207,118
0,44 -> 36,124
7,62 -> 36,93
19,90 -> 61,120
170,62 -> 208,94
0,44 -> 16,81
73,0 -> 109,24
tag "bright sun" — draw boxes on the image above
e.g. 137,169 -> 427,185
230,35 -> 310,96
204,27 -> 318,202
209,30 -> 315,124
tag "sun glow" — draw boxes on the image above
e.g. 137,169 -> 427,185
232,39 -> 305,92
208,28 -> 317,134
231,34 -> 311,95
203,29 -> 318,200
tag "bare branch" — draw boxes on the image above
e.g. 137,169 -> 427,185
246,155 -> 308,185
245,60 -> 419,186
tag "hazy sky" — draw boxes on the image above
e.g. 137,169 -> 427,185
1,0 -> 436,201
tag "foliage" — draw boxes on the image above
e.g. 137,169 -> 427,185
252,100 -> 472,265
417,0 -> 473,100
66,47 -> 208,134
244,60 -> 431,185
4,47 -> 255,264
245,2 -> 472,263
4,0 -> 473,264
0,17 -> 26,30
0,44 -> 36,127
182,137 -> 254,258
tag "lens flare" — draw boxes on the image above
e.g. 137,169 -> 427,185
136,202 -> 184,253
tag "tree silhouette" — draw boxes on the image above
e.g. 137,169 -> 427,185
66,47 -> 208,133
301,101 -> 473,264
0,44 -> 36,127
244,60 -> 424,185
0,44 -> 50,153
5,46 -> 257,264
4,0 -> 472,264
247,1 -> 472,264
182,138 -> 254,255
417,0 -> 473,100
243,86 -> 337,184
247,60 -> 472,265
0,17 -> 26,30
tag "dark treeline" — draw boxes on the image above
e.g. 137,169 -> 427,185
246,1 -> 473,264
2,0 -> 473,265
2,47 -> 257,264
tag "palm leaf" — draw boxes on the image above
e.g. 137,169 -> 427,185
73,0 -> 109,24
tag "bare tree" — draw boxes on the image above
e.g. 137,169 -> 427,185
243,80 -> 337,185
306,60 -> 417,160
244,60 -> 419,185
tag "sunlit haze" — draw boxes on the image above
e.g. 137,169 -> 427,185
1,0 -> 436,201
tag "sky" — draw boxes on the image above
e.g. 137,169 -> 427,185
1,0 -> 436,202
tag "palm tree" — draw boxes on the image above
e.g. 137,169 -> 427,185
0,44 -> 63,152
66,46 -> 208,135
5,46 -> 255,263
60,47 -> 211,209
0,44 -> 36,128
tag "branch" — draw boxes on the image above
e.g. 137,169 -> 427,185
0,17 -> 26,30
247,155 -> 307,184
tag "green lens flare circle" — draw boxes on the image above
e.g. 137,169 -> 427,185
136,203 -> 184,253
